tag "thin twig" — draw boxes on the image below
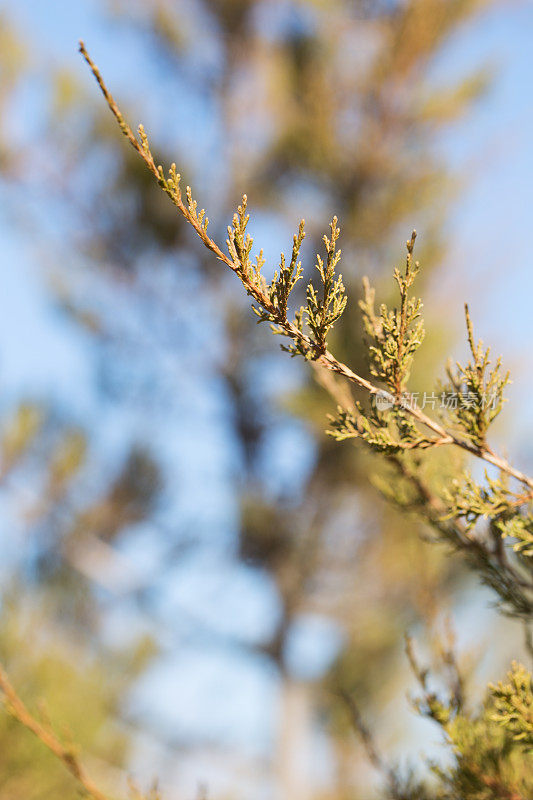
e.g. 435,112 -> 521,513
339,689 -> 403,799
0,664 -> 112,800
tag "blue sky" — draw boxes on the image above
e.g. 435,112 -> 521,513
426,1 -> 533,459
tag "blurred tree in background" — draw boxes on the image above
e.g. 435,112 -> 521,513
1,2 -> 528,799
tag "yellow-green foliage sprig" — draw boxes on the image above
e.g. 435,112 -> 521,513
438,304 -> 511,448
360,230 -> 424,396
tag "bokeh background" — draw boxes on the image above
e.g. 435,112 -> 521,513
0,1 -> 532,798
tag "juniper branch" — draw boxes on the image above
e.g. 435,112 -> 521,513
79,42 -> 533,495
383,457 -> 533,617
405,639 -> 531,800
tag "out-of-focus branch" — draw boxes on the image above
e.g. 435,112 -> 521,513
0,663 -> 113,800
339,689 -> 404,800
